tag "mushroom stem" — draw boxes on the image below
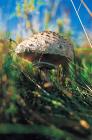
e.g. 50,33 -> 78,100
62,62 -> 69,85
57,65 -> 63,83
34,62 -> 54,83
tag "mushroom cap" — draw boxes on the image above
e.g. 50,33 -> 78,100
15,31 -> 74,61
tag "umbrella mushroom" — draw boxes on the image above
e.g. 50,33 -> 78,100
15,31 -> 74,83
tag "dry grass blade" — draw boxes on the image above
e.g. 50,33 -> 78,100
81,0 -> 92,17
70,0 -> 92,48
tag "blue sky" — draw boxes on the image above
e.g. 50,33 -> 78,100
0,0 -> 92,43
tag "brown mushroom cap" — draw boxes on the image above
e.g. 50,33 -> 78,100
15,31 -> 74,65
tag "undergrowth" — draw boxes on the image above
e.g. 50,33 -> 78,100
0,50 -> 92,140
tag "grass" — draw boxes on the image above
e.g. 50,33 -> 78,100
0,46 -> 92,140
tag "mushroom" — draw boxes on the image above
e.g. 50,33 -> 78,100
15,31 -> 74,82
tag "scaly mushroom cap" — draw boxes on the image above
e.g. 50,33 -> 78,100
15,31 -> 74,65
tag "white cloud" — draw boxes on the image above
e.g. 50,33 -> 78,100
60,13 -> 71,33
81,29 -> 92,47
11,21 -> 32,39
74,28 -> 92,47
11,11 -> 40,39
31,13 -> 40,32
0,8 -> 7,32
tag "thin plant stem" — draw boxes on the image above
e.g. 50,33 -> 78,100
81,0 -> 92,17
70,0 -> 92,48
